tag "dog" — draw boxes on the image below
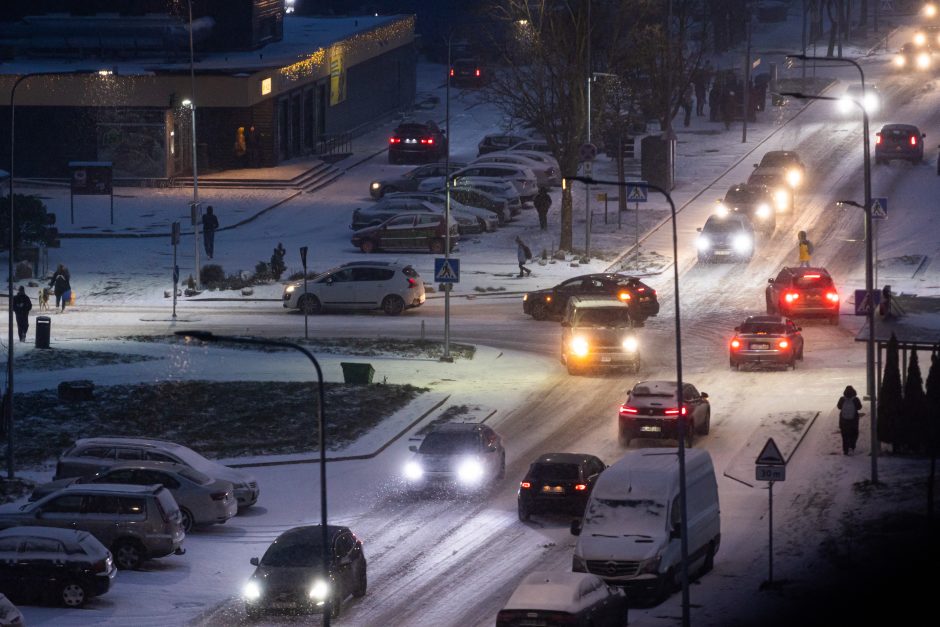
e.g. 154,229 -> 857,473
38,287 -> 50,311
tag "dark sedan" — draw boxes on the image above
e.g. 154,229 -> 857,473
729,315 -> 804,370
351,212 -> 458,254
618,380 -> 710,447
523,273 -> 659,324
369,162 -> 465,199
243,525 -> 367,619
717,183 -> 775,233
518,453 -> 606,521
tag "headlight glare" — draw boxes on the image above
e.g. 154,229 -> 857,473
243,580 -> 261,600
309,579 -> 330,601
714,203 -> 729,217
755,203 -> 771,218
894,55 -> 906,67
696,236 -> 711,251
571,336 -> 590,357
786,169 -> 801,187
457,458 -> 485,485
622,336 -> 638,352
285,285 -> 296,294
773,189 -> 789,210
370,182 -> 381,190
917,52 -> 931,69
404,460 -> 423,481
732,233 -> 752,253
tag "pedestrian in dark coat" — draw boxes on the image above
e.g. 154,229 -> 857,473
694,62 -> 711,116
722,87 -> 736,130
12,286 -> 32,342
533,188 -> 551,230
837,385 -> 863,455
202,206 -> 219,259
247,125 -> 262,168
515,236 -> 532,277
49,263 -> 71,312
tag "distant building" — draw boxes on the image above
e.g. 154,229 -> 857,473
0,0 -> 416,180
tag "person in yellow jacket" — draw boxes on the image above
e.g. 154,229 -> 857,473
797,230 -> 813,267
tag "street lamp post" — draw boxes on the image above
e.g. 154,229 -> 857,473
442,35 -> 453,363
779,87 -> 878,484
174,330 -> 332,624
564,174 -> 691,627
185,0 -> 201,289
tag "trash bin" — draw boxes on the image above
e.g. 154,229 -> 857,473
35,315 -> 51,349
340,362 -> 375,384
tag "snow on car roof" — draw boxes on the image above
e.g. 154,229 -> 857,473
502,571 -> 607,612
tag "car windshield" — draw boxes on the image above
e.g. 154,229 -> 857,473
574,308 -> 631,327
631,384 -> 676,398
531,463 -> 580,482
794,275 -> 834,289
419,432 -> 479,454
725,188 -> 765,204
178,467 -> 213,485
584,498 -> 667,535
740,322 -> 786,334
761,154 -> 792,167
261,540 -> 324,567
704,218 -> 743,233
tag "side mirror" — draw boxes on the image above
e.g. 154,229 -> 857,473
570,519 -> 582,536
753,163 -> 759,168
733,326 -> 740,332
700,392 -> 709,399
696,227 -> 702,233
797,326 -> 802,331
670,524 -> 682,540
408,445 -> 418,453
250,557 -> 259,566
767,278 -> 775,284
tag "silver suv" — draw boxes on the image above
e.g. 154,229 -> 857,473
561,296 -> 640,375
283,261 -> 425,316
54,437 -> 260,510
0,483 -> 185,570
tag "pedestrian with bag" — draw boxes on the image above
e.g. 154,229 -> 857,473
12,286 -> 32,342
797,230 -> 813,267
515,236 -> 532,277
49,263 -> 71,313
533,188 -> 551,231
836,385 -> 863,455
202,205 -> 220,259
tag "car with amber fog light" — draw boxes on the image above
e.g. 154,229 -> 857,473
561,297 -> 640,375
523,273 -> 659,323
729,315 -> 804,370
243,525 -> 366,620
765,266 -> 840,325
618,380 -> 710,447
403,423 -> 505,492
517,453 -> 606,522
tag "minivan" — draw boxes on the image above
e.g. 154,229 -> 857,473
570,448 -> 720,602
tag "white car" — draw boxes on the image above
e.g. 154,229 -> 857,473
448,163 -> 539,200
837,84 -> 880,115
282,260 -> 425,315
496,572 -> 627,627
383,191 -> 499,232
508,138 -> 553,154
503,149 -> 561,185
471,152 -> 559,189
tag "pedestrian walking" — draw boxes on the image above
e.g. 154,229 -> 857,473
12,286 -> 32,342
233,126 -> 247,167
49,263 -> 71,313
533,188 -> 551,231
681,90 -> 693,127
837,385 -> 863,455
247,125 -> 262,168
202,205 -> 219,259
694,62 -> 711,116
797,230 -> 813,267
515,236 -> 532,277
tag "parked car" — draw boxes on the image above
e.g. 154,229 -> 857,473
504,149 -> 562,185
0,483 -> 185,570
617,380 -> 711,447
351,197 -> 481,235
283,260 -> 425,316
894,42 -> 933,70
496,571 -> 627,627
0,594 -> 23,625
382,191 -> 499,232
875,123 -> 926,164
517,453 -> 606,521
523,273 -> 659,323
369,162 -> 465,199
351,212 -> 459,254
444,185 -> 510,224
0,526 -> 116,608
837,83 -> 881,115
695,213 -> 755,263
447,162 -> 539,200
449,57 -> 486,87
472,152 -> 559,189
478,133 -> 531,156
729,315 -> 804,370
765,266 -> 840,324
508,138 -> 553,154
243,525 -> 367,619
54,436 -> 260,510
31,461 -> 237,532
422,176 -> 523,216
388,120 -> 447,164
402,423 -> 506,491
715,183 -> 775,233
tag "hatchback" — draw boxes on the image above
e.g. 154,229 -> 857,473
448,163 -> 538,201
472,152 -> 559,189
0,526 -> 116,608
382,191 -> 499,232
517,453 -> 606,521
351,198 -> 481,235
54,436 -> 260,510
449,58 -> 486,87
0,483 -> 185,570
32,461 -> 238,532
388,121 -> 447,164
618,380 -> 711,447
875,124 -> 926,164
443,185 -> 510,224
729,315 -> 804,370
716,183 -> 775,233
243,525 -> 367,619
403,423 -> 506,491
351,212 -> 458,254
837,84 -> 881,115
695,213 -> 754,263
765,266 -> 840,324
283,260 -> 425,315
497,571 -> 627,627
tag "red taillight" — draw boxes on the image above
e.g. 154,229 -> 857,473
664,407 -> 688,416
420,138 -> 434,145
211,491 -> 228,501
803,274 -> 821,279
407,277 -> 417,288
730,338 -> 741,349
450,68 -> 455,76
910,135 -> 918,146
618,291 -> 631,301
778,339 -> 789,349
875,133 -> 882,145
619,405 -> 639,414
390,137 -> 401,144
784,291 -> 800,303
574,484 -> 588,491
475,68 -> 481,77
520,481 -> 531,489
826,291 -> 839,302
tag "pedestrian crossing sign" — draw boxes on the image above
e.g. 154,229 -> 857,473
434,258 -> 460,283
626,182 -> 648,203
871,197 -> 887,220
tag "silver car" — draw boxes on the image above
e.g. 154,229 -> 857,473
32,461 -> 237,532
447,163 -> 539,201
471,152 -> 559,189
383,191 -> 499,232
54,436 -> 260,510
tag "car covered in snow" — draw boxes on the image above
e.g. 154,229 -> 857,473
496,571 -> 627,626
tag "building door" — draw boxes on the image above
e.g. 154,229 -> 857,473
316,84 -> 327,138
277,98 -> 289,161
290,92 -> 302,157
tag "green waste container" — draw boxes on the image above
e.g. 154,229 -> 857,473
340,362 -> 375,384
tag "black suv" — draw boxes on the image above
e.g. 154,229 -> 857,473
449,58 -> 486,87
617,380 -> 710,447
875,124 -> 926,164
729,315 -> 804,370
523,273 -> 659,324
718,183 -> 776,233
517,453 -> 606,521
765,266 -> 840,324
388,121 -> 447,164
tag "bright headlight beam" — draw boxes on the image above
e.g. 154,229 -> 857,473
309,579 -> 330,601
404,461 -> 423,480
457,458 -> 485,484
622,337 -> 638,352
571,337 -> 589,357
243,581 -> 261,600
696,236 -> 711,251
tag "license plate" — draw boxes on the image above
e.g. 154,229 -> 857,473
600,356 -> 611,362
751,342 -> 770,349
640,425 -> 662,433
713,250 -> 730,255
639,297 -> 650,302
542,485 -> 565,494
271,602 -> 296,609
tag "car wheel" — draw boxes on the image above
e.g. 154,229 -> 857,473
180,507 -> 194,533
566,362 -> 581,376
730,358 -> 736,370
113,539 -> 145,570
497,453 -> 506,480
518,501 -> 530,522
765,293 -> 775,314
790,355 -> 797,370
382,295 -> 405,316
702,541 -> 717,575
360,239 -> 377,254
60,580 -> 87,608
657,567 -> 678,601
353,564 -> 368,598
531,301 -> 550,321
618,425 -> 632,447
298,294 -> 322,315
698,410 -> 711,435
684,423 -> 695,448
798,346 -> 804,360
429,238 -> 445,254
631,357 -> 641,375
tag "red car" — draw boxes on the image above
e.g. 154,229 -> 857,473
765,266 -> 840,324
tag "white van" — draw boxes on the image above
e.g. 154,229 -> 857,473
570,448 -> 720,601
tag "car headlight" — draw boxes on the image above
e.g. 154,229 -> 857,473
864,94 -> 879,113
773,189 -> 789,210
404,460 -> 423,481
915,32 -> 927,46
243,580 -> 262,601
917,52 -> 932,69
570,336 -> 590,357
714,203 -> 730,217
285,285 -> 296,294
837,97 -> 852,113
309,579 -> 330,602
370,182 -> 381,190
786,169 -> 802,188
457,458 -> 485,485
572,554 -> 587,572
696,236 -> 711,251
638,555 -> 662,575
755,203 -> 771,219
732,233 -> 752,253
622,336 -> 638,352
894,55 -> 906,67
